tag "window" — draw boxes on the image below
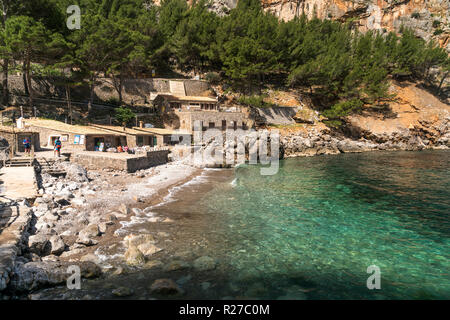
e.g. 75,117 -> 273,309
209,122 -> 215,128
137,135 -> 144,146
222,120 -> 226,130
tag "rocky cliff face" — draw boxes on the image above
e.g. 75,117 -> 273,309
277,82 -> 450,157
261,0 -> 449,49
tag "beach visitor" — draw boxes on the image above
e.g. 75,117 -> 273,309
54,137 -> 62,157
23,138 -> 31,155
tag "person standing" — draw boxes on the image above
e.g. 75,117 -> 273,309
54,137 -> 62,158
23,137 -> 31,155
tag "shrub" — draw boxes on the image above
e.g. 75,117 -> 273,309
237,95 -> 274,108
323,98 -> 364,120
411,12 -> 420,19
432,20 -> 441,28
205,72 -> 221,85
115,106 -> 135,126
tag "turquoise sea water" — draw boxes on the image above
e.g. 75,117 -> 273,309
197,150 -> 450,299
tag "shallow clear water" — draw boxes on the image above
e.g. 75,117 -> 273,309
196,150 -> 450,299
32,150 -> 450,300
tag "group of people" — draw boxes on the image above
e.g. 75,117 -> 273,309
22,137 -> 61,157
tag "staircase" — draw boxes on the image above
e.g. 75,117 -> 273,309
169,80 -> 186,96
36,158 -> 67,177
4,157 -> 34,167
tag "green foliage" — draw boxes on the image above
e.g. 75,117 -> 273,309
323,98 -> 364,120
0,0 -> 447,124
237,95 -> 275,108
205,72 -> 221,85
115,106 -> 135,126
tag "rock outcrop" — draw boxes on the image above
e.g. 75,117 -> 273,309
278,82 -> 450,157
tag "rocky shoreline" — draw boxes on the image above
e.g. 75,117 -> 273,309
279,117 -> 450,158
0,161 -> 199,299
1,114 -> 449,299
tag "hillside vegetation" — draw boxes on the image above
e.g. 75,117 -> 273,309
0,0 -> 448,125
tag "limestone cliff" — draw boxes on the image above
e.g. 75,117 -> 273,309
262,0 -> 450,50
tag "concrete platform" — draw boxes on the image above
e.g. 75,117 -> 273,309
0,167 -> 37,203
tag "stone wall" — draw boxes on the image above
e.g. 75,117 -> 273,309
71,150 -> 169,172
1,75 -> 212,106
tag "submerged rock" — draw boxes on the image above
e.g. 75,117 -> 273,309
149,279 -> 184,296
193,256 -> 217,271
163,260 -> 190,272
124,246 -> 145,266
137,243 -> 162,257
112,287 -> 134,297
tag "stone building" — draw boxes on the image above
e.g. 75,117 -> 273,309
21,118 -> 123,151
0,126 -> 40,153
89,124 -> 157,148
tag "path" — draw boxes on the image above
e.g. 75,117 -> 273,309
0,167 -> 37,204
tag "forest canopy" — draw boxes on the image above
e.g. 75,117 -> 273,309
0,0 -> 448,120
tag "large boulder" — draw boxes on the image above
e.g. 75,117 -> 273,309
28,234 -> 51,256
8,261 -> 101,293
78,224 -> 100,239
49,235 -> 66,256
58,162 -> 89,182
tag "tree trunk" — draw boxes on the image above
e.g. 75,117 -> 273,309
25,57 -> 33,109
118,72 -> 123,104
437,71 -> 449,96
23,61 -> 29,96
65,84 -> 72,124
88,75 -> 95,115
2,59 -> 9,107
